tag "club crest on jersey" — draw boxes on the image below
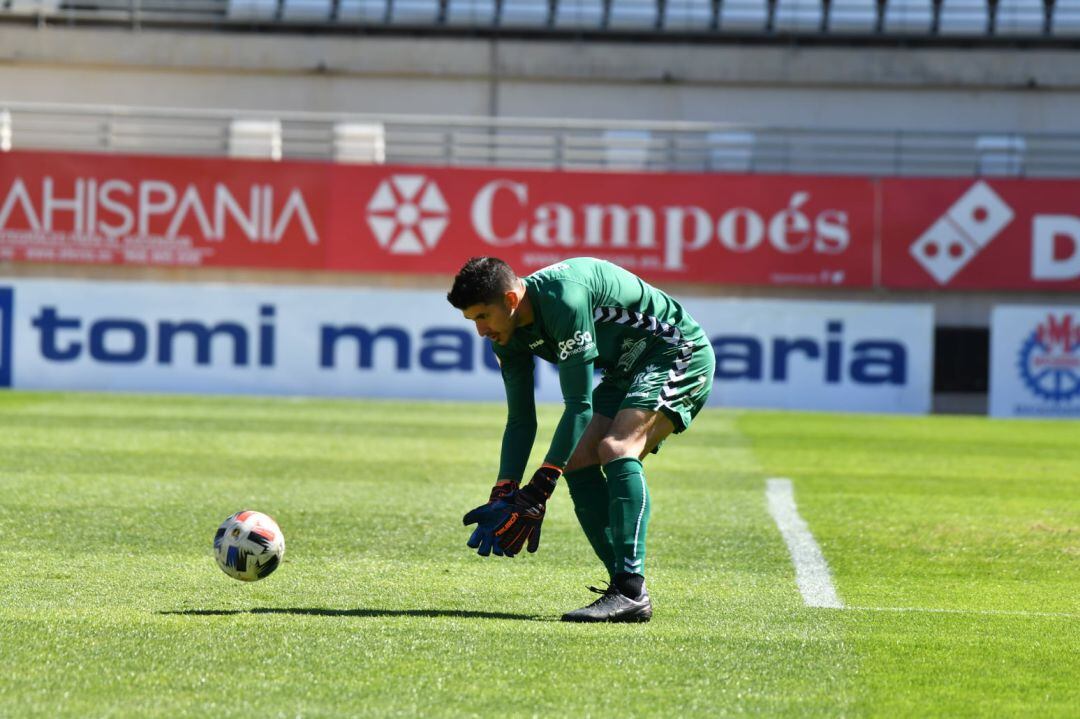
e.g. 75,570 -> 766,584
616,338 -> 648,372
557,330 -> 594,360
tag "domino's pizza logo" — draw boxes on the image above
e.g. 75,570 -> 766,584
0,287 -> 12,388
366,175 -> 450,255
1017,313 -> 1080,402
910,182 -> 1015,285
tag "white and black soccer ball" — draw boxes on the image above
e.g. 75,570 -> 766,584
213,510 -> 285,582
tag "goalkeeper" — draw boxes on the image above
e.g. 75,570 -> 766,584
447,257 -> 715,623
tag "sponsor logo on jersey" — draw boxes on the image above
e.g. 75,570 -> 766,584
557,330 -> 594,361
630,364 -> 661,390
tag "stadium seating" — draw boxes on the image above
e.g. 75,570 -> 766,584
499,0 -> 551,26
337,0 -> 391,21
607,0 -> 659,29
333,122 -> 387,163
603,129 -> 653,168
227,0 -> 276,20
994,0 -> 1045,34
827,0 -> 877,32
280,0 -> 334,21
706,131 -> 755,172
8,0 -> 60,13
718,0 -> 768,31
975,134 -> 1025,176
882,0 -> 933,33
0,0 -> 1075,40
937,0 -> 990,34
445,0 -> 497,24
1052,0 -> 1080,35
664,0 -> 714,30
774,0 -> 824,32
0,110 -> 10,152
554,0 -> 605,28
228,118 -> 282,160
390,0 -> 441,23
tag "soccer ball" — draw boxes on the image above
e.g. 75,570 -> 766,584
213,510 -> 285,582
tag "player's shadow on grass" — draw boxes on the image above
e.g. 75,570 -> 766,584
160,607 -> 544,621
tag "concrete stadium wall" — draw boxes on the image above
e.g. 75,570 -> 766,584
2,26 -> 1080,132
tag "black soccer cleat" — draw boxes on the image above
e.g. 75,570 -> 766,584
561,583 -> 653,623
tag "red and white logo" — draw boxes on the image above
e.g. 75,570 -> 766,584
366,175 -> 449,255
909,181 -> 1014,285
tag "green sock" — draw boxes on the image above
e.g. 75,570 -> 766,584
564,465 -> 617,578
604,457 -> 651,578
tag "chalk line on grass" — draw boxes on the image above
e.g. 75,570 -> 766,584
765,478 -> 844,609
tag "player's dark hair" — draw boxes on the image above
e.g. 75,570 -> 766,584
447,257 -> 518,309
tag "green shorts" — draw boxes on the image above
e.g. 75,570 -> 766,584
592,335 -> 715,435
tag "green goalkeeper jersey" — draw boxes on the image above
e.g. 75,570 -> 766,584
492,257 -> 707,481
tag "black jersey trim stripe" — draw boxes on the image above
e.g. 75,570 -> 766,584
593,306 -> 697,413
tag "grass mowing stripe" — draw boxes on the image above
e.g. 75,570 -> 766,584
847,606 -> 1080,619
765,478 -> 843,609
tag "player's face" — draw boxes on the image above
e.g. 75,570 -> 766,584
462,299 -> 515,345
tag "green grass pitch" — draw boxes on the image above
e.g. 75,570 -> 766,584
0,391 -> 1077,717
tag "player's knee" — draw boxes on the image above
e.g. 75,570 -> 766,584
597,435 -> 635,466
565,443 -> 600,472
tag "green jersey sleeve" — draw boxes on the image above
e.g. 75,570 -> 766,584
495,348 -> 537,482
533,280 -> 597,467
537,281 -> 599,368
544,359 -> 594,468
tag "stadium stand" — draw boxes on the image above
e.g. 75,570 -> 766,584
607,0 -> 658,29
995,0 -> 1046,34
2,101 -> 1078,176
0,0 -> 1075,37
827,0 -> 878,33
882,0 -> 934,33
445,0 -> 497,24
717,0 -> 769,30
1053,0 -> 1080,34
498,0 -> 551,26
937,0 -> 991,34
975,134 -> 1025,176
663,0 -> 714,30
336,0 -> 391,21
774,0 -> 824,32
554,0 -> 604,28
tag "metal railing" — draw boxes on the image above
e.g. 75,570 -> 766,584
3,101 -> 1079,177
0,0 -> 1078,40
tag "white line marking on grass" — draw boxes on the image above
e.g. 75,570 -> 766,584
766,478 -> 844,609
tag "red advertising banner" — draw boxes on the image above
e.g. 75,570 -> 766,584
0,150 -> 330,270
0,150 -> 876,288
881,178 -> 1080,291
4,150 -> 1078,291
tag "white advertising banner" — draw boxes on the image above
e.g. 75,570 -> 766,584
989,305 -> 1080,419
682,297 -> 933,414
0,280 -> 933,414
